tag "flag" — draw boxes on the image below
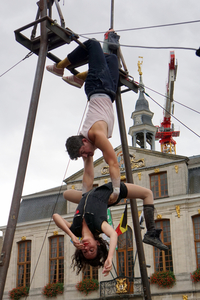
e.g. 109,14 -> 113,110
107,208 -> 113,227
115,204 -> 128,236
102,208 -> 113,246
139,211 -> 144,225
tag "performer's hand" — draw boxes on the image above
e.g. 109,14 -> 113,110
72,237 -> 83,250
108,192 -> 118,205
102,257 -> 112,276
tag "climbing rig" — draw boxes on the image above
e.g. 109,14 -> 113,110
0,1 -> 152,299
15,0 -> 138,91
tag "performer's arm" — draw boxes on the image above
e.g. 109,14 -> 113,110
92,130 -> 120,202
53,213 -> 83,249
101,221 -> 118,276
82,156 -> 94,193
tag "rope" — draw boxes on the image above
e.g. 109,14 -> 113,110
0,52 -> 33,78
26,100 -> 88,297
79,35 -> 197,52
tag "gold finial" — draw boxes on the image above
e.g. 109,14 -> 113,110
157,214 -> 162,219
175,165 -> 179,173
21,236 -> 26,241
53,231 -> 58,235
137,56 -> 143,75
176,205 -> 180,218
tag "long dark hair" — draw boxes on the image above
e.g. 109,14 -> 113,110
71,236 -> 109,275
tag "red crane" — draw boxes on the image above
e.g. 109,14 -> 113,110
155,51 -> 180,154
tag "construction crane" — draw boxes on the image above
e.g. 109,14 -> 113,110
155,51 -> 180,154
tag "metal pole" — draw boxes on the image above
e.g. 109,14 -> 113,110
0,0 -> 48,297
115,88 -> 152,300
110,0 -> 114,29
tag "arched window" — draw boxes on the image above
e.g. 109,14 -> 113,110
117,226 -> 134,278
154,220 -> 173,271
192,215 -> 200,268
17,240 -> 31,287
49,235 -> 64,283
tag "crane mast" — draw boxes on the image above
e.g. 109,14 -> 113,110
155,51 -> 180,154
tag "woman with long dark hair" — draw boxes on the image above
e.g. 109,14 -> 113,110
53,157 -> 167,276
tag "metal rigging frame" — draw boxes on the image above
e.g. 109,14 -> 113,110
0,1 -> 151,299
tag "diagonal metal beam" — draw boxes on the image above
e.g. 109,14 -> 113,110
0,0 -> 48,298
115,87 -> 152,300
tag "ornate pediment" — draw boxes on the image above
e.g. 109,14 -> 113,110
101,151 -> 145,175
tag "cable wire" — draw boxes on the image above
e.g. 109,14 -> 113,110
81,19 -> 200,36
0,52 -> 33,78
145,91 -> 200,138
79,35 -> 197,52
134,82 -> 200,115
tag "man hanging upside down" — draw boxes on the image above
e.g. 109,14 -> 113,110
46,38 -> 121,202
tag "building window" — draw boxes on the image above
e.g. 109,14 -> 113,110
117,227 -> 133,277
83,265 -> 98,280
154,220 -> 173,272
49,236 -> 64,283
189,167 -> 200,194
117,227 -> 133,292
150,172 -> 168,199
17,240 -> 31,287
192,215 -> 200,268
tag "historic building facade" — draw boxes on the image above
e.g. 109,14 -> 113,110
1,146 -> 200,300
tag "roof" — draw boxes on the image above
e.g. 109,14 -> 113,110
17,193 -> 66,223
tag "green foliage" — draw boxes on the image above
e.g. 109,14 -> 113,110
76,278 -> 99,295
42,282 -> 64,298
9,286 -> 29,300
150,270 -> 176,288
191,268 -> 200,283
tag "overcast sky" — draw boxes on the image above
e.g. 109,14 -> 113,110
1,0 -> 200,228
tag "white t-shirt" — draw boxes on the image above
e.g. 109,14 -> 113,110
80,94 -> 114,142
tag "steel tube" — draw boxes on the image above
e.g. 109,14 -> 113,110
0,0 -> 48,298
110,0 -> 114,29
115,88 -> 152,300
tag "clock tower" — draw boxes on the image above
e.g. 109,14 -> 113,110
128,57 -> 157,150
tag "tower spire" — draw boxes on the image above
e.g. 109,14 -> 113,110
128,57 -> 157,150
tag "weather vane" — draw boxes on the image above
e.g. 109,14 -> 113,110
137,56 -> 143,75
